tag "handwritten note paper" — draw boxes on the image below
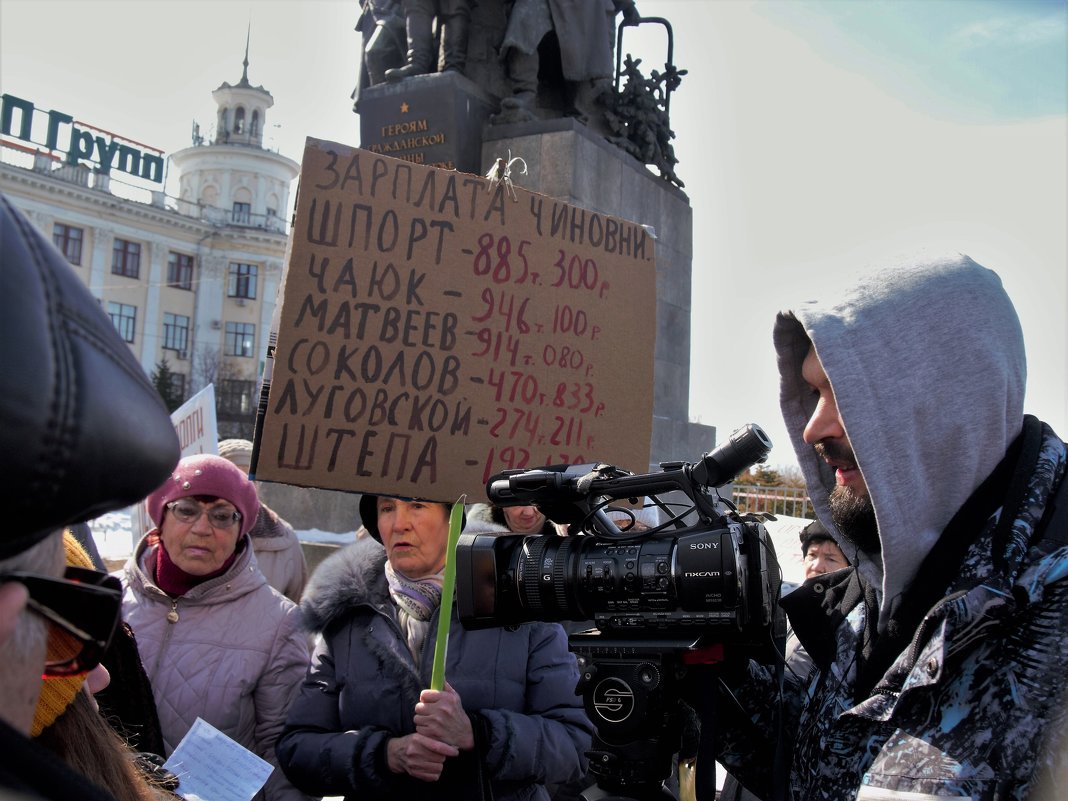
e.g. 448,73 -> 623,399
163,718 -> 273,801
254,140 -> 657,501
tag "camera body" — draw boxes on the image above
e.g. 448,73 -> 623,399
454,424 -> 783,800
457,517 -> 777,643
456,423 -> 780,647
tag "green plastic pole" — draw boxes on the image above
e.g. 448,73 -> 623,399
430,497 -> 465,691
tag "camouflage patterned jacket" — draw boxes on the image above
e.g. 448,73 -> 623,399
718,423 -> 1068,800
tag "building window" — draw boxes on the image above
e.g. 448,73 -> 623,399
232,202 -> 251,224
52,223 -> 83,265
107,302 -> 137,343
228,262 -> 258,299
224,322 -> 256,357
218,379 -> 256,416
111,238 -> 141,278
169,372 -> 186,403
162,313 -> 190,353
168,252 -> 194,290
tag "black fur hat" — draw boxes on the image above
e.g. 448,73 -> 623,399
799,518 -> 834,556
359,494 -> 461,542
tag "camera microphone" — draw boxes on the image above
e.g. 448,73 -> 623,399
691,424 -> 772,488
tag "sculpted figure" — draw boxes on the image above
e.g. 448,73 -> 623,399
384,0 -> 472,82
353,0 -> 406,108
495,0 -> 638,123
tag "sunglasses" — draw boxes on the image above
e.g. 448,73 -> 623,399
166,500 -> 242,530
0,566 -> 122,677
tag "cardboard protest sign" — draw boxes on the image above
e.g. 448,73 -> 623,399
253,138 -> 656,502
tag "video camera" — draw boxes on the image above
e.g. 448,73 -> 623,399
456,424 -> 784,801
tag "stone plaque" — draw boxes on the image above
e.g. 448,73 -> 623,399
357,72 -> 498,175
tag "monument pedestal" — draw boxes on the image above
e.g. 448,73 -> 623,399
356,81 -> 713,467
482,118 -> 714,468
357,72 -> 498,174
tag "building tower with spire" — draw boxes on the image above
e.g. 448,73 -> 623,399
155,38 -> 300,435
215,31 -> 271,147
171,33 -> 299,233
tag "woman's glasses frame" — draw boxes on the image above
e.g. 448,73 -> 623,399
166,499 -> 242,530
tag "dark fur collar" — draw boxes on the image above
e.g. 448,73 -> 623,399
299,537 -> 390,633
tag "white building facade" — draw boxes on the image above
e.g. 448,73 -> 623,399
0,54 -> 299,438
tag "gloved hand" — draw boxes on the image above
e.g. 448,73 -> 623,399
134,751 -> 181,792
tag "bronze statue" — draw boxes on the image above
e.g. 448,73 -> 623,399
383,0 -> 472,82
349,0 -> 686,185
353,0 -> 406,108
494,0 -> 639,123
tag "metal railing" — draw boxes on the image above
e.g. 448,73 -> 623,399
730,484 -> 813,519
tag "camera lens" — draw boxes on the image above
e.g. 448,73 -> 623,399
515,536 -> 578,618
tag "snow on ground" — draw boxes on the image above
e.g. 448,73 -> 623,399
762,514 -> 813,590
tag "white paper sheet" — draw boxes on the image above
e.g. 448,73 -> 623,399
163,717 -> 273,801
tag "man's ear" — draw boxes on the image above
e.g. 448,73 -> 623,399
0,582 -> 30,646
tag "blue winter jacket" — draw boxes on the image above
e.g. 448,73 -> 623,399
276,537 -> 594,801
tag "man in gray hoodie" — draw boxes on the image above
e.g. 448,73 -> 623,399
717,254 -> 1068,800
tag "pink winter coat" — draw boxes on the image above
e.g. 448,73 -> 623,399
249,503 -> 309,603
119,533 -> 313,801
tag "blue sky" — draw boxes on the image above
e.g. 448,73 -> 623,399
763,0 -> 1066,122
2,0 -> 1065,469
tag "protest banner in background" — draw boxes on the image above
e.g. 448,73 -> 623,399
253,138 -> 656,502
171,384 -> 218,458
127,384 -> 220,552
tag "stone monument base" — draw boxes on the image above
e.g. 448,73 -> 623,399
482,118 -> 714,469
357,71 -> 498,175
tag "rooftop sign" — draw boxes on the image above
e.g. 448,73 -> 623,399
1,93 -> 165,183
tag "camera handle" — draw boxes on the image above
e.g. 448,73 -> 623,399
486,422 -> 772,531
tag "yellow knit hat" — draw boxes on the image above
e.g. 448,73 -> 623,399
30,531 -> 98,737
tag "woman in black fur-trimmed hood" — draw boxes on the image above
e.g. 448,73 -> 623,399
276,495 -> 594,801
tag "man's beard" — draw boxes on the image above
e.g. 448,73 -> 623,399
814,439 -> 880,553
828,485 -> 880,553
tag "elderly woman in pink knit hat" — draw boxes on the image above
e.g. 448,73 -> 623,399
119,454 -> 312,801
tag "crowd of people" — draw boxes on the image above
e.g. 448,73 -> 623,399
1,184 -> 1066,801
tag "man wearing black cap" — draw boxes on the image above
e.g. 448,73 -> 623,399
798,519 -> 848,582
0,194 -> 180,800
